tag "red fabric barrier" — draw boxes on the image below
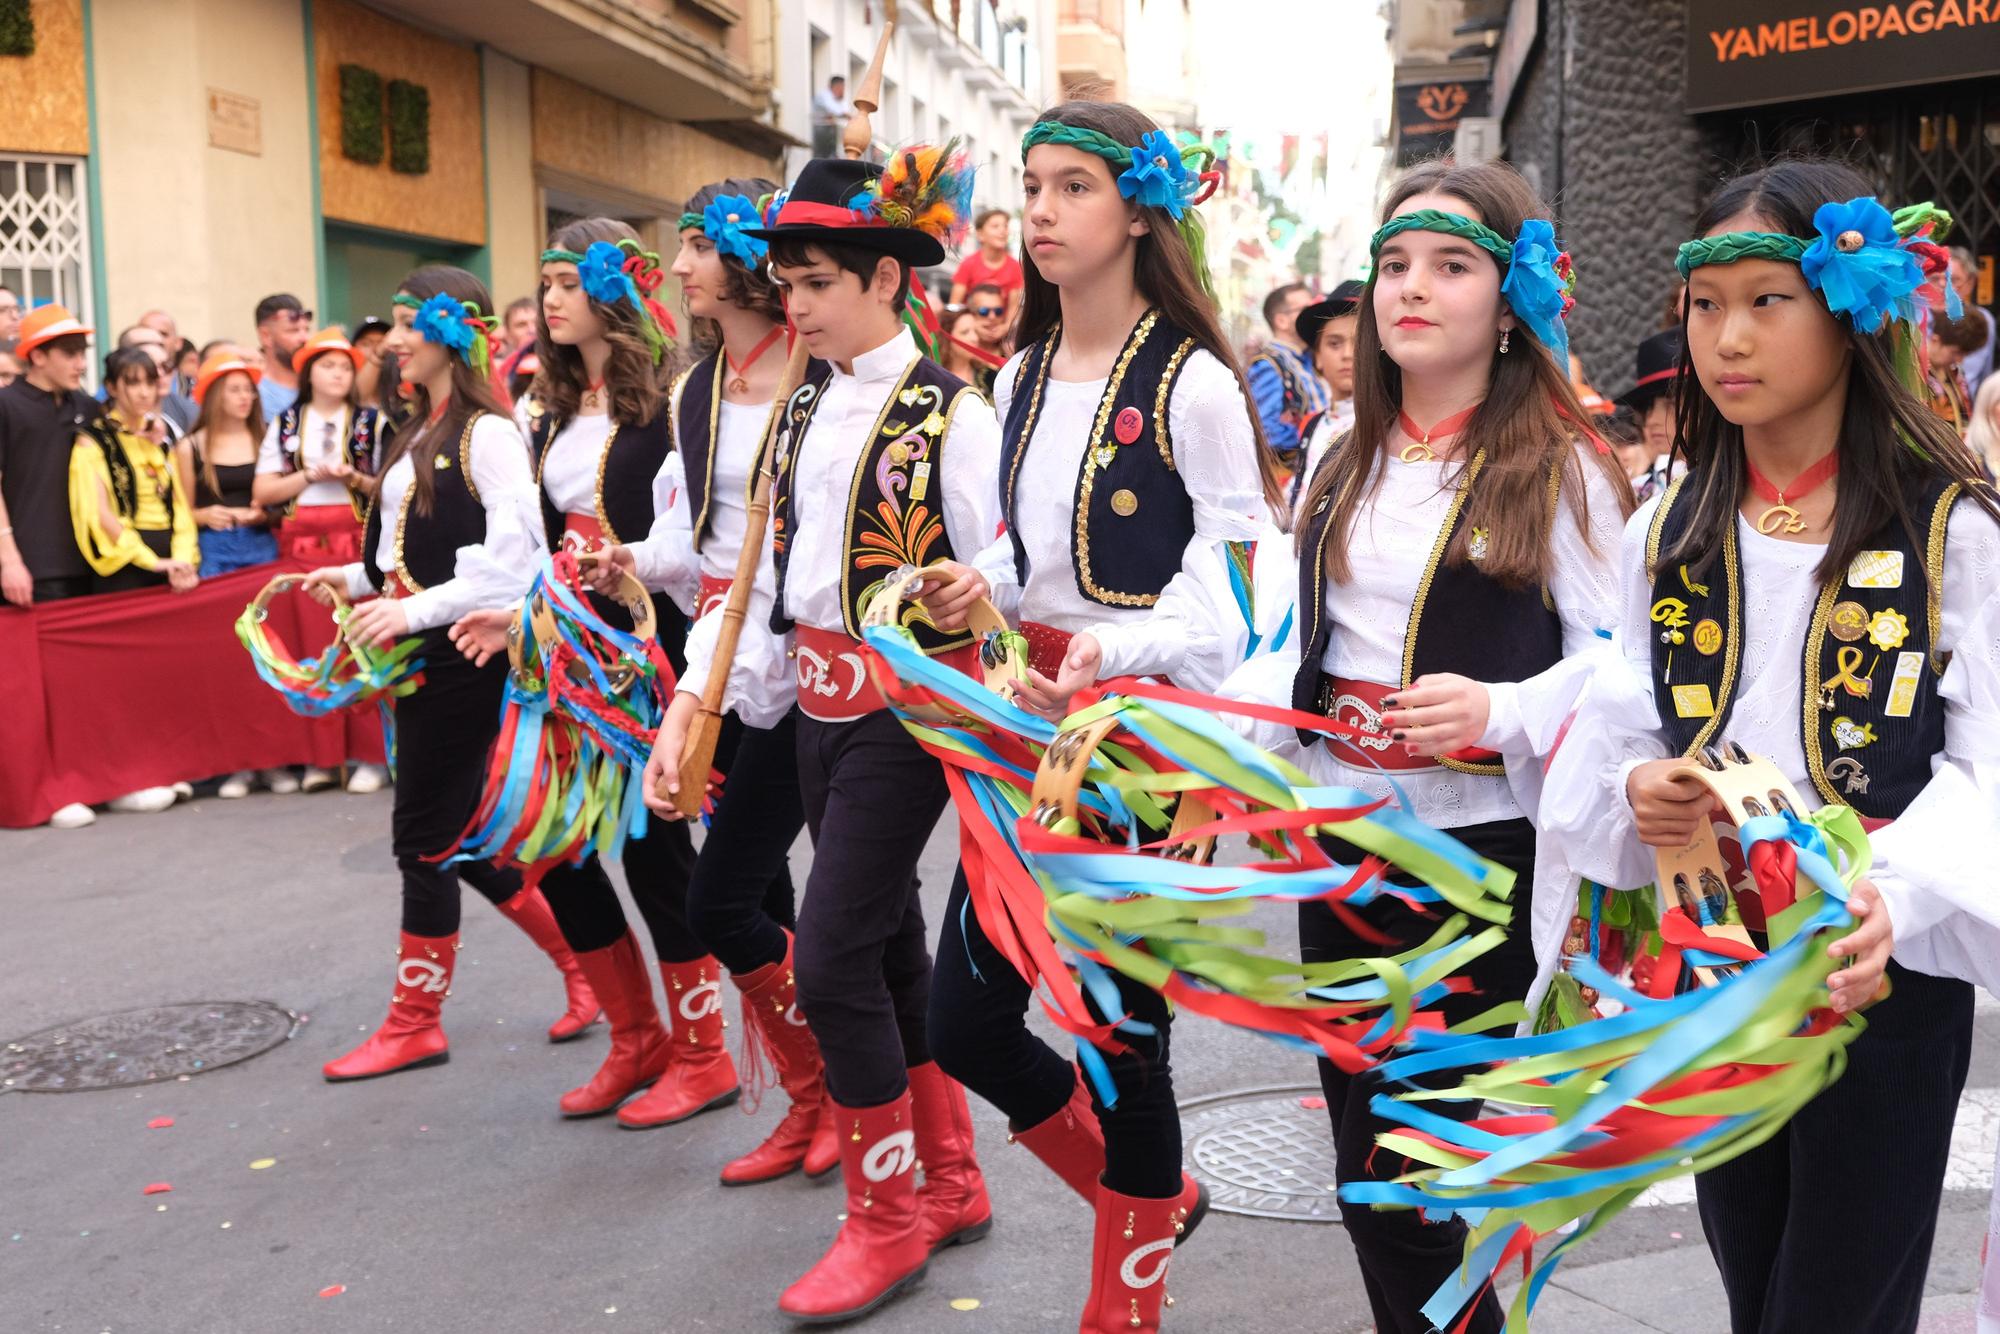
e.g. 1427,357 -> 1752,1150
0,559 -> 385,828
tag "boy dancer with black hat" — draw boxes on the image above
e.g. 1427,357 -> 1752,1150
1612,327 -> 1683,501
647,144 -> 1002,1325
1290,279 -> 1364,501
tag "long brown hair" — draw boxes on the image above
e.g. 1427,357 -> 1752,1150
381,265 -> 510,517
681,178 -> 785,360
190,369 -> 267,504
1301,159 -> 1632,587
1017,99 -> 1286,516
1662,158 -> 1999,586
530,217 -> 672,428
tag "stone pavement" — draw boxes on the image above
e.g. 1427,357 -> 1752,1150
3,791 -> 1992,1333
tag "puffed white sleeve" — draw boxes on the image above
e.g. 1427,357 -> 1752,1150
675,520 -> 793,730
399,414 -> 543,633
1478,450 -> 1628,757
1534,497 -> 1672,891
969,354 -> 1029,619
1089,351 -> 1269,690
625,448 -> 702,616
1870,499 -> 2000,994
940,391 -> 1006,576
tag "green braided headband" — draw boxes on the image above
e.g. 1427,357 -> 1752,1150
1673,232 -> 1808,279
676,212 -> 703,232
541,247 -> 584,264
1019,120 -> 1132,166
1368,209 -> 1513,267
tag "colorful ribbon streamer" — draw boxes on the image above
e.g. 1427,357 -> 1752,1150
233,577 -> 425,767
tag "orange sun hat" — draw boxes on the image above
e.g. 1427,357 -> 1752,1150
193,350 -> 262,406
14,304 -> 93,360
291,326 -> 365,375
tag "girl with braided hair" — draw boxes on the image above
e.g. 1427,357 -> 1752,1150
299,265 -> 598,1082
1549,157 -> 2000,1334
913,99 -> 1283,1332
446,217 -> 756,1131
1217,158 -> 1633,1333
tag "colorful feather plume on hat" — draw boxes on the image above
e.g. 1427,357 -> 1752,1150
854,140 -> 975,247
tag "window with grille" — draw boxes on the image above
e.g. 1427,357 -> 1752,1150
0,154 -> 92,327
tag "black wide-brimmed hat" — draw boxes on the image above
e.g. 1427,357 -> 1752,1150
1615,328 -> 1685,412
1296,280 -> 1366,348
746,157 -> 947,268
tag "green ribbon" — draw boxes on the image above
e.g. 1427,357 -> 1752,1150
1368,209 -> 1513,268
1673,230 -> 1809,279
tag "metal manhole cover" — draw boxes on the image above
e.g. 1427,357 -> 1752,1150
2,1001 -> 297,1093
1180,1084 -> 1343,1223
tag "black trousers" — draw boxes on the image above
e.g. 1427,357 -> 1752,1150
684,708 -> 803,975
1300,816 -> 1539,1334
539,809 -> 699,960
1695,960 -> 1973,1334
930,867 -> 1183,1198
32,574 -> 94,602
792,708 -> 946,1109
390,636 -> 521,936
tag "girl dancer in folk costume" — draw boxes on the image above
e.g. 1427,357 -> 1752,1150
256,326 -> 389,795
1549,159 -> 2000,1334
301,266 -> 598,1082
594,180 -> 832,1180
915,100 -> 1280,1333
647,146 -> 997,1325
1220,159 -> 1633,1334
450,217 -> 737,1127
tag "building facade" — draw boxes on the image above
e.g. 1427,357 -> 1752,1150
1385,0 -> 1999,397
0,0 -> 788,355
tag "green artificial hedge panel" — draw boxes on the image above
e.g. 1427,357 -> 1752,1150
339,63 -> 383,164
386,79 -> 429,175
0,0 -> 35,58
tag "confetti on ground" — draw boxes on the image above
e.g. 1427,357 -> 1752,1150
249,1158 -> 277,1171
318,1285 -> 346,1299
146,1117 -> 174,1129
603,1307 -> 617,1315
142,1183 -> 172,1195
155,1205 -> 168,1212
1670,1231 -> 1683,1240
950,1297 -> 982,1311
1299,1096 -> 1327,1110
220,1222 -> 232,1229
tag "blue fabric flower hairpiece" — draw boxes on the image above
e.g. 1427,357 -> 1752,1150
410,291 -> 475,355
578,241 -> 640,310
1119,129 -> 1200,220
1500,218 -> 1578,365
702,194 -> 769,270
1800,197 -> 1926,333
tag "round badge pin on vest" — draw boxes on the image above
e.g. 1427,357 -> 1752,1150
1114,406 -> 1143,445
1110,488 -> 1139,517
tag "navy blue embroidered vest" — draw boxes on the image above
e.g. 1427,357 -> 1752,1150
1645,473 -> 1958,821
769,355 -> 977,653
1289,448 -> 1564,773
673,352 -> 826,553
999,310 -> 1199,609
274,404 -> 380,519
362,414 -> 489,593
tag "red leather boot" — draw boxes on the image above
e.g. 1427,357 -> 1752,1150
1009,1074 -> 1209,1247
1079,1182 -> 1191,1334
495,884 -> 601,1041
558,930 -> 672,1117
777,1092 -> 930,1323
718,937 -> 833,1185
323,932 -> 456,1081
616,957 -> 740,1128
907,1061 -> 993,1253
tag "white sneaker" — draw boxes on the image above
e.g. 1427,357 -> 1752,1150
108,786 -> 178,814
217,771 -> 254,800
47,802 -> 96,829
300,766 -> 339,793
171,782 -> 194,802
262,768 -> 301,795
344,763 -> 387,795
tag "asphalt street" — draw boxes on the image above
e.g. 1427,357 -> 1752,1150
3,790 -> 1993,1333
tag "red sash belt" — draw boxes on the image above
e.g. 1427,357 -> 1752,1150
562,512 -> 605,548
281,504 -> 362,564
1019,621 -> 1071,681
1316,674 -> 1501,772
381,571 -> 419,601
697,574 -> 732,621
794,625 -> 976,722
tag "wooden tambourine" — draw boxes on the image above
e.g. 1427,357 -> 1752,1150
249,570 -> 349,621
1653,741 -> 1807,988
508,552 -> 657,697
858,562 -> 1029,723
1026,712 -> 1220,866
